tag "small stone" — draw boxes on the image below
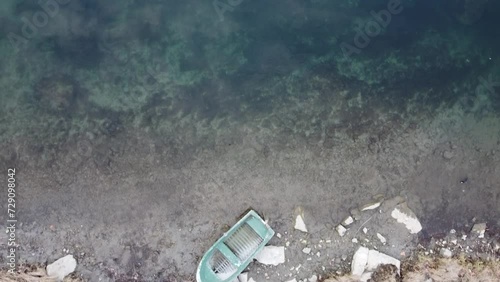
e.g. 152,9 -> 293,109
352,238 -> 359,243
342,216 -> 354,226
277,233 -> 282,238
302,247 -> 312,254
450,229 -> 456,234
440,248 -> 453,258
316,251 -> 321,258
363,227 -> 368,234
336,225 -> 347,237
471,223 -> 486,238
391,202 -> 422,234
46,255 -> 77,281
361,201 -> 382,211
376,233 -> 387,244
295,215 -> 308,233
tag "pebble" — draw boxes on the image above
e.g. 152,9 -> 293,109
342,216 -> 354,226
376,233 -> 387,244
302,247 -> 312,254
440,248 -> 453,258
471,223 -> 486,238
294,215 -> 308,233
336,225 -> 347,237
361,201 -> 382,211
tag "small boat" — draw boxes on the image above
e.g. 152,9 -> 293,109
196,210 -> 275,282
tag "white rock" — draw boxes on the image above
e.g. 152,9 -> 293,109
362,227 -> 368,234
360,272 -> 373,282
352,238 -> 358,243
255,246 -> 285,266
471,223 -> 486,238
46,255 -> 77,281
294,215 -> 308,233
276,233 -> 282,238
342,216 -> 354,226
308,274 -> 318,282
286,279 -> 297,282
248,278 -> 256,282
336,225 -> 347,237
391,203 -> 422,234
440,248 -> 453,258
351,247 -> 369,276
302,247 -> 311,254
376,233 -> 387,244
361,201 -> 382,211
366,250 -> 400,274
238,272 -> 248,282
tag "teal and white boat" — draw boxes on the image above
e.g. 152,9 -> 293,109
196,210 -> 275,282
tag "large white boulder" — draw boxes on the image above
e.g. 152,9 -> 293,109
255,246 -> 285,266
351,247 -> 401,279
46,255 -> 77,281
366,249 -> 400,274
351,247 -> 369,276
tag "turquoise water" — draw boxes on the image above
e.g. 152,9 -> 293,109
0,1 -> 498,146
